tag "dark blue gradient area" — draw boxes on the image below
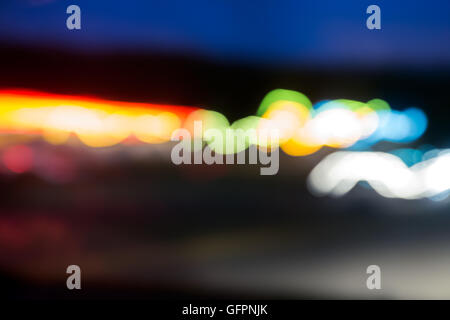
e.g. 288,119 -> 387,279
0,0 -> 449,66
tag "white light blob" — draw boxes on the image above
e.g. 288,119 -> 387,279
307,150 -> 450,201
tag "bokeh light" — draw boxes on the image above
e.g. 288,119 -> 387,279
308,149 -> 450,201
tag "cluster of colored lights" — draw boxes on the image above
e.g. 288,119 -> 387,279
0,89 -> 427,154
2,88 -> 447,201
257,90 -> 385,156
178,89 -> 428,156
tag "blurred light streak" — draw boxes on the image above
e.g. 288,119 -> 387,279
0,89 -> 428,158
307,149 -> 450,201
0,89 -> 198,148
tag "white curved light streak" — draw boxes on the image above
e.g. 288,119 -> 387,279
307,150 -> 450,200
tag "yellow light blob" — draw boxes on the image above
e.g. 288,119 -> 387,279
103,113 -> 134,141
134,112 -> 181,143
75,111 -> 125,148
261,100 -> 311,143
264,100 -> 311,125
281,138 -> 322,156
280,126 -> 322,156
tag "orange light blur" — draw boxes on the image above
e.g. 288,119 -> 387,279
0,89 -> 199,147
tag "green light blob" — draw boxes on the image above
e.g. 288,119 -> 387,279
257,89 -> 312,116
366,99 -> 391,112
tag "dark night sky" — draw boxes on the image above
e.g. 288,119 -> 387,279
0,0 -> 449,67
